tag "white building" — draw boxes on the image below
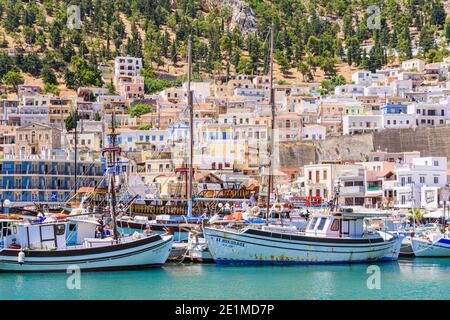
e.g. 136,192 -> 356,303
183,82 -> 211,104
382,113 -> 416,129
342,115 -> 383,135
334,84 -> 365,97
19,94 -> 50,125
402,59 -> 425,72
352,70 -> 372,86
114,56 -> 143,78
394,157 -> 447,208
364,85 -> 393,97
409,102 -> 447,127
301,124 -> 326,141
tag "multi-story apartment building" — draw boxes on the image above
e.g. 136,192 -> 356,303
19,94 -> 50,125
0,125 -> 16,157
118,75 -> 145,99
0,99 -> 20,126
15,123 -> 61,157
0,154 -> 106,206
408,102 -> 447,126
303,163 -> 361,200
49,97 -> 74,128
114,56 -> 143,78
337,166 -> 366,206
393,157 -> 447,208
342,114 -> 383,135
380,103 -> 416,129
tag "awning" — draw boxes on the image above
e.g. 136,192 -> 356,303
424,209 -> 445,218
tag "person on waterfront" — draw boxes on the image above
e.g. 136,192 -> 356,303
96,218 -> 105,239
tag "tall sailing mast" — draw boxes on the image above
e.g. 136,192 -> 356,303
102,111 -> 120,240
186,35 -> 194,217
265,22 -> 275,225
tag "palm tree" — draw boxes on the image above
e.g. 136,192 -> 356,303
408,207 -> 425,225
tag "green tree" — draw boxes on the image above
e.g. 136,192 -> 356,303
43,83 -> 60,96
297,61 -> 313,82
42,65 -> 57,85
2,70 -> 24,93
419,27 -> 436,55
275,50 -> 290,75
131,103 -> 153,118
430,1 -> 446,27
65,111 -> 78,132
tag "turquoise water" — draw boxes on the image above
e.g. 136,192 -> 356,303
0,258 -> 449,300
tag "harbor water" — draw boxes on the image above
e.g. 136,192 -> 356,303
0,258 -> 449,300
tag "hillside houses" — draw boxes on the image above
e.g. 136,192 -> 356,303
0,56 -> 449,208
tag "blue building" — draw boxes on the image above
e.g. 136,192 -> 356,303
0,156 -> 107,207
380,103 -> 408,115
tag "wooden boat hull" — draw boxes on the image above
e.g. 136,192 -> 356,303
0,234 -> 173,272
411,237 -> 450,257
204,227 -> 402,265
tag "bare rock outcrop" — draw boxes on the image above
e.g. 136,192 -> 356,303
201,0 -> 258,36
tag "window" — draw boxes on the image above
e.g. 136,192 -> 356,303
308,217 -> 318,230
434,177 -> 439,184
317,218 -> 327,231
419,176 -> 425,183
331,219 -> 340,231
434,161 -> 439,166
323,170 -> 327,180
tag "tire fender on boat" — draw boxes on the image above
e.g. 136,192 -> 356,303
18,251 -> 25,265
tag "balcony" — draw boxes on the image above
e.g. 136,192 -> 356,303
340,186 -> 365,195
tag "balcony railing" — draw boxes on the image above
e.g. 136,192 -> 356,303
340,186 -> 365,194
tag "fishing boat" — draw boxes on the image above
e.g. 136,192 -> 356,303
204,207 -> 403,265
117,214 -> 201,242
0,216 -> 173,272
410,228 -> 450,257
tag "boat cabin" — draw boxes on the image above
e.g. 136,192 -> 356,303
4,218 -> 98,250
305,214 -> 365,238
0,218 -> 21,248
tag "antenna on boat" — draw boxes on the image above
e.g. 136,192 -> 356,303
265,20 -> 275,226
102,110 -> 121,240
187,34 -> 194,218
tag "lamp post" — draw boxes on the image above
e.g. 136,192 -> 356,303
440,200 -> 447,226
2,199 -> 11,214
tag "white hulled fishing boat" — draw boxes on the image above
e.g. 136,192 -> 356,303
0,217 -> 173,272
204,208 -> 403,265
410,228 -> 450,257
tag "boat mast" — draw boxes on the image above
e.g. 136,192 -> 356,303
74,110 -> 78,194
187,34 -> 194,217
265,22 -> 275,225
105,111 -> 120,240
